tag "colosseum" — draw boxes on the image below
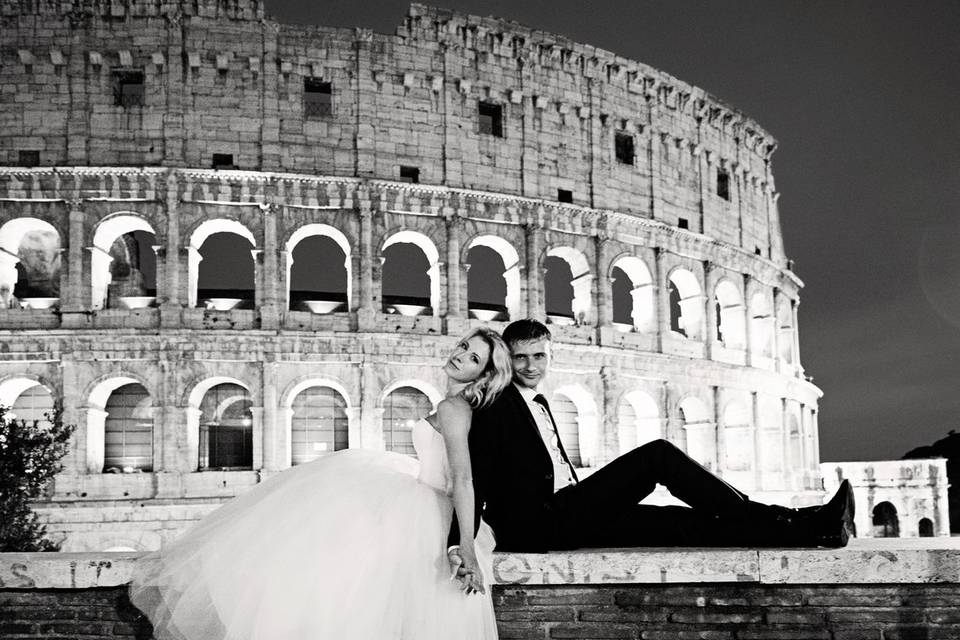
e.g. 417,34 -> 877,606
0,0 -> 824,551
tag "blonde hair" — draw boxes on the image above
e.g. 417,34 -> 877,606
456,327 -> 513,409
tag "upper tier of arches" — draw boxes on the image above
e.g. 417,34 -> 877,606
0,170 -> 805,376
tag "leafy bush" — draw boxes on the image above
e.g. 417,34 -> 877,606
0,404 -> 75,551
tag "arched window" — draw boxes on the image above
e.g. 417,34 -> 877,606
750,292 -> 775,359
382,386 -> 432,456
291,386 -> 349,465
467,244 -> 508,321
288,232 -> 348,313
617,391 -> 660,453
197,233 -> 256,310
668,269 -> 703,340
0,218 -> 62,309
466,235 -> 521,321
872,501 -> 899,538
544,256 -> 575,323
777,300 -> 795,363
918,517 -> 934,537
551,393 -> 581,467
103,383 -> 152,472
91,215 -> 157,309
198,383 -> 253,470
610,257 -> 655,333
8,383 -> 55,425
381,232 -> 439,316
545,247 -> 592,326
714,280 -> 746,349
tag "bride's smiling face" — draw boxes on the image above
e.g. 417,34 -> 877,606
443,336 -> 491,384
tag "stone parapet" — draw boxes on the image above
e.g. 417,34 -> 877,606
3,541 -> 960,639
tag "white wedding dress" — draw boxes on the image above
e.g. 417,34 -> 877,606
130,419 -> 499,640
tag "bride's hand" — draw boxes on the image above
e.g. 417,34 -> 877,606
457,546 -> 485,595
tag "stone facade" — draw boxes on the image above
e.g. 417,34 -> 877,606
822,459 -> 952,538
1,0 -> 823,551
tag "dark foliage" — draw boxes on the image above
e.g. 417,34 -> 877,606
0,403 -> 75,551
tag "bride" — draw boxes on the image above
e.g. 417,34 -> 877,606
130,327 -> 513,640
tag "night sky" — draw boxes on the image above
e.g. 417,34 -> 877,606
263,1 -> 960,462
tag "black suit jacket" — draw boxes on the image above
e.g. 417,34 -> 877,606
448,384 -> 577,552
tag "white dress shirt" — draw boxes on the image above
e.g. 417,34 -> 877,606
515,384 -> 576,492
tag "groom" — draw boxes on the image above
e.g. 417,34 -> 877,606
449,319 -> 854,559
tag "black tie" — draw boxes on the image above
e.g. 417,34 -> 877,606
532,393 -> 550,416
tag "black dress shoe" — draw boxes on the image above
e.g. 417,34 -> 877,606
809,480 -> 855,547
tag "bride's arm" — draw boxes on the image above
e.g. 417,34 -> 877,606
437,397 -> 485,595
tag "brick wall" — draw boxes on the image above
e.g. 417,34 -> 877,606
2,583 -> 959,639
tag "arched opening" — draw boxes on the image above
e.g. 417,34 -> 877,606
103,383 -> 153,473
0,379 -> 55,425
679,397 -> 714,471
610,257 -> 655,333
777,299 -> 795,363
466,235 -> 521,321
381,386 -> 433,456
551,392 -> 581,467
617,390 -> 660,453
668,269 -> 703,340
714,280 -> 745,349
287,225 -> 350,313
91,215 -> 157,309
918,517 -> 934,537
290,386 -> 349,465
0,218 -> 61,308
545,247 -> 592,326
722,401 -> 753,476
750,292 -> 775,359
198,383 -> 253,470
381,231 -> 439,316
188,220 -> 257,310
872,501 -> 900,538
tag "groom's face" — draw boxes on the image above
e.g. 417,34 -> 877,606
509,338 -> 551,390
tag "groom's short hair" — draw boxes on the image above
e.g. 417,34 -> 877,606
502,319 -> 551,348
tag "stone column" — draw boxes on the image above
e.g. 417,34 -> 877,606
261,360 -> 281,471
357,191 -> 377,330
445,213 -> 463,319
353,29 -> 376,177
259,20 -> 281,171
160,173 -> 181,328
259,203 -> 279,330
594,234 -> 612,330
704,262 -> 718,358
60,202 -> 87,327
743,275 -> 755,367
792,299 -> 804,375
250,406 -> 264,471
769,288 -> 781,373
599,366 -> 620,465
162,13 -> 185,165
524,217 -> 544,320
654,248 -> 670,348
751,391 -> 762,490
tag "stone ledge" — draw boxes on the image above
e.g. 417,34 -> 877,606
1,539 -> 958,591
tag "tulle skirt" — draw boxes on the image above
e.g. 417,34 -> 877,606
129,449 -> 498,640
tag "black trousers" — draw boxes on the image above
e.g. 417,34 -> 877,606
545,439 -> 790,549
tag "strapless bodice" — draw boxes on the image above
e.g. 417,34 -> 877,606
412,418 -> 452,494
